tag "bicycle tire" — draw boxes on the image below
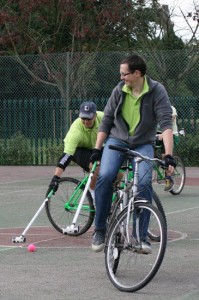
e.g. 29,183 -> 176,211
148,190 -> 167,242
105,201 -> 167,292
45,177 -> 95,236
170,155 -> 186,195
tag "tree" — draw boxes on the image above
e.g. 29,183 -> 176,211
1,0 -> 144,54
133,1 -> 199,98
0,0 -> 156,129
3,0 -> 193,55
0,0 -> 198,114
180,2 -> 199,44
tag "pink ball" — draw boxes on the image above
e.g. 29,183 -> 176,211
28,244 -> 36,252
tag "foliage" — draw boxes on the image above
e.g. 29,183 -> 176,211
43,143 -> 63,165
2,1 -> 197,103
1,0 -> 142,54
156,132 -> 199,166
175,134 -> 199,166
1,133 -> 198,166
2,0 -> 193,55
144,49 -> 198,97
2,0 -> 197,102
0,132 -> 33,165
0,1 -> 198,167
43,143 -> 77,166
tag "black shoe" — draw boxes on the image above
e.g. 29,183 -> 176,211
91,230 -> 105,252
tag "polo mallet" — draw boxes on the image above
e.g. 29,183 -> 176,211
12,190 -> 54,243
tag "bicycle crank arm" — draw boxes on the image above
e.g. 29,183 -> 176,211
62,224 -> 79,234
12,235 -> 26,243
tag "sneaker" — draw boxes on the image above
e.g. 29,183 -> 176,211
91,230 -> 105,252
164,176 -> 174,192
134,241 -> 152,255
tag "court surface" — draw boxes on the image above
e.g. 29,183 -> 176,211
0,166 -> 199,300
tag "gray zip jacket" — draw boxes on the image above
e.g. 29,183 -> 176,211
99,76 -> 172,148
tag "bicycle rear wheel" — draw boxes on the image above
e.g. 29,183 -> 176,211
45,177 -> 95,236
105,201 -> 167,292
170,155 -> 186,195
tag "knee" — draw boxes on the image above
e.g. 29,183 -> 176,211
97,169 -> 115,187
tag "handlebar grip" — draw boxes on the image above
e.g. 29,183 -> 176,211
160,161 -> 167,168
108,144 -> 129,153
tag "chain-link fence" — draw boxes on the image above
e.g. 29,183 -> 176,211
0,51 -> 199,166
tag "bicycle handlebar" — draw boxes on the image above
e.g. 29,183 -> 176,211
156,129 -> 185,139
109,144 -> 129,153
108,144 -> 166,167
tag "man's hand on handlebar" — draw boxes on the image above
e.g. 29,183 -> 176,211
164,154 -> 176,168
90,148 -> 102,163
163,154 -> 176,175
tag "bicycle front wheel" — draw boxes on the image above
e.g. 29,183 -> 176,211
170,155 -> 186,195
45,177 -> 95,236
105,201 -> 167,293
148,190 -> 167,242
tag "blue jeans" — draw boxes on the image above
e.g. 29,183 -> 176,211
94,137 -> 154,240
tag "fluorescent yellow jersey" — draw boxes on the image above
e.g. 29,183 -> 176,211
64,111 -> 104,155
121,77 -> 149,135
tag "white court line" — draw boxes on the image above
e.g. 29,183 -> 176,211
0,177 -> 50,185
0,247 -> 19,252
0,205 -> 197,251
168,231 -> 187,243
0,224 -> 187,251
1,186 -> 199,196
0,187 -> 44,195
0,232 -> 57,236
167,206 -> 199,215
0,245 -> 91,251
181,185 -> 199,188
153,183 -> 199,189
0,234 -> 91,251
0,225 -> 53,230
182,185 -> 199,188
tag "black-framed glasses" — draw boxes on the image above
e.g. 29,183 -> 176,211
120,72 -> 131,77
81,117 -> 93,121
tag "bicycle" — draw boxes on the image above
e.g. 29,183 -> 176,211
11,144 -> 166,245
104,144 -> 167,292
153,129 -> 186,195
45,160 -> 166,241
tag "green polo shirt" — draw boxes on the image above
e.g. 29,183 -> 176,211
64,111 -> 104,155
121,77 -> 149,135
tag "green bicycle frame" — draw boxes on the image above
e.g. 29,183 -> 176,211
63,161 -> 134,213
64,162 -> 98,213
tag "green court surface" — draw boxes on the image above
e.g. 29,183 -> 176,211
0,166 -> 199,300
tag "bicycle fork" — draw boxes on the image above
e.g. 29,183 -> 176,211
125,157 -> 143,246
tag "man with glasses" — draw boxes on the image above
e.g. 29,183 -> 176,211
48,101 -> 104,195
90,53 -> 176,254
